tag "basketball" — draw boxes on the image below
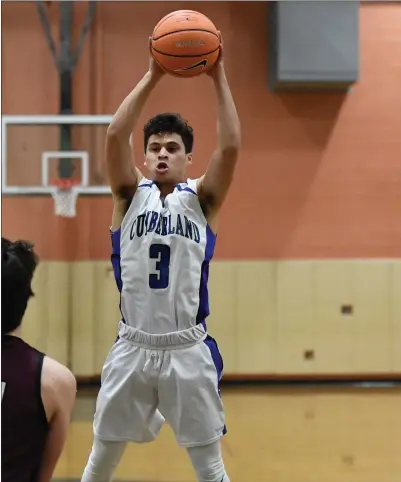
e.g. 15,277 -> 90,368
151,10 -> 220,77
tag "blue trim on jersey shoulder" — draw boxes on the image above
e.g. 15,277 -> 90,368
176,183 -> 197,195
110,227 -> 125,324
138,182 -> 154,188
196,225 -> 217,326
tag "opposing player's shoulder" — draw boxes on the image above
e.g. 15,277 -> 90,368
43,356 -> 76,392
41,356 -> 77,419
42,357 -> 76,396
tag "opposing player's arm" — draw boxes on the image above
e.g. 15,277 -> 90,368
197,39 -> 241,226
37,357 -> 77,482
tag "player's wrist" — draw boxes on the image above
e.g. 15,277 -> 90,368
212,62 -> 226,77
212,67 -> 228,89
144,69 -> 163,85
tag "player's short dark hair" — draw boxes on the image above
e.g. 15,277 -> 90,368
143,113 -> 194,154
2,237 -> 39,335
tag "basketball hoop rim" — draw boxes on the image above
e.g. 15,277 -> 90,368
50,178 -> 81,191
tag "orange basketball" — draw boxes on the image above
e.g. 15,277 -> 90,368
151,10 -> 220,77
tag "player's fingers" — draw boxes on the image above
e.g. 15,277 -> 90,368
218,44 -> 224,61
216,32 -> 224,60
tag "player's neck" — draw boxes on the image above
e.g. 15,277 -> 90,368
5,327 -> 22,338
155,181 -> 181,198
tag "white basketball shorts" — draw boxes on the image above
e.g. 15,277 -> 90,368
93,321 -> 227,447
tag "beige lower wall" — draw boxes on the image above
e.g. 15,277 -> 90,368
21,260 -> 401,378
55,388 -> 401,482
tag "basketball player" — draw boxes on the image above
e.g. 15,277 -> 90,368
81,34 -> 240,482
2,238 -> 77,482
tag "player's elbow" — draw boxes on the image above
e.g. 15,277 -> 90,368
231,124 -> 241,149
106,124 -> 121,141
219,144 -> 240,166
219,130 -> 241,155
106,123 -> 130,143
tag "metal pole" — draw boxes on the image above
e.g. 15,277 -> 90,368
58,1 -> 74,179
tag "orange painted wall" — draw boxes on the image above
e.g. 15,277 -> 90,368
2,1 -> 401,261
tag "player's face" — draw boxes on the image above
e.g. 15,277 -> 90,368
144,133 -> 192,183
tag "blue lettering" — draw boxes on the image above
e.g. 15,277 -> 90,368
155,215 -> 162,235
161,216 -> 168,236
129,220 -> 137,240
148,211 -> 158,233
136,214 -> 146,237
176,214 -> 184,237
184,216 -> 193,240
192,222 -> 200,243
130,211 -> 200,244
145,211 -> 152,234
167,215 -> 175,234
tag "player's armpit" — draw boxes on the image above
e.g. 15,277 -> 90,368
105,130 -> 139,199
38,357 -> 77,482
197,145 -> 239,217
109,167 -> 144,231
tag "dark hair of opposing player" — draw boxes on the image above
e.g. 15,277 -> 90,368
1,238 -> 39,335
143,113 -> 194,154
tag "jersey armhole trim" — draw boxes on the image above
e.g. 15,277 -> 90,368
138,178 -> 154,188
181,178 -> 218,239
176,184 -> 197,196
110,225 -> 121,236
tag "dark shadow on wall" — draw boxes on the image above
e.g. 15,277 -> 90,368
269,91 -> 347,258
276,91 -> 347,148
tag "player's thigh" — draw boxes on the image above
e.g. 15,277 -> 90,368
94,340 -> 159,441
158,339 -> 225,446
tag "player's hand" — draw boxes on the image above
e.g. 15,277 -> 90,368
207,31 -> 225,79
148,37 -> 165,80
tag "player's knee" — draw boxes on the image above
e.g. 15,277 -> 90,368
186,442 -> 230,482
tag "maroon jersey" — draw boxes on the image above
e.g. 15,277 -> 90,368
1,335 -> 49,482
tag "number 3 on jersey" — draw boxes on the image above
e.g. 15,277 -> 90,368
149,244 -> 171,289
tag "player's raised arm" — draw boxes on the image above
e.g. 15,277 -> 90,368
106,41 -> 165,200
197,35 -> 241,223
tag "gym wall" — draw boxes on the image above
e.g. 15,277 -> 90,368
2,2 -> 401,380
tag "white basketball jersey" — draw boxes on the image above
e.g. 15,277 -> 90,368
110,177 -> 216,334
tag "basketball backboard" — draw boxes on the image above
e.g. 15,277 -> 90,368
2,115 -> 113,195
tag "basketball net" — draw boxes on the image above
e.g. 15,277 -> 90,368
51,179 -> 79,218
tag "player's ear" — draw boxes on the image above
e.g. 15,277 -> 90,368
187,153 -> 193,165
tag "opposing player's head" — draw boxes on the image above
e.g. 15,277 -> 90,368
143,113 -> 193,184
2,238 -> 39,335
